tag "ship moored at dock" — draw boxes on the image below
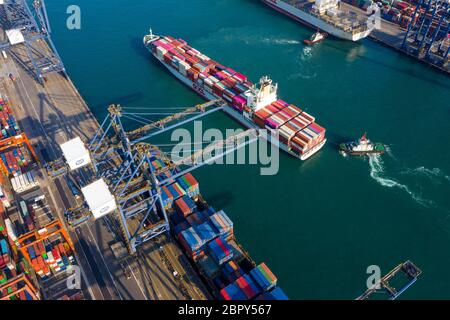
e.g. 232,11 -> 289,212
143,31 -> 327,161
261,0 -> 374,41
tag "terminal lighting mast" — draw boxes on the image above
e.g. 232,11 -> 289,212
0,0 -> 65,83
402,0 -> 450,68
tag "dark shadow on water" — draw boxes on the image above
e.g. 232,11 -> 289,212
130,36 -> 151,60
325,41 -> 450,91
326,131 -> 354,151
205,191 -> 235,209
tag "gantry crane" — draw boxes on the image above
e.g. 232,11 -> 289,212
0,0 -> 65,83
15,219 -> 74,265
65,99 -> 258,254
0,274 -> 40,300
402,0 -> 450,67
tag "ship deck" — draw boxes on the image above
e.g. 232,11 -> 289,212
282,0 -> 370,34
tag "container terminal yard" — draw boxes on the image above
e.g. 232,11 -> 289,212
0,0 -> 438,302
0,0 -> 287,301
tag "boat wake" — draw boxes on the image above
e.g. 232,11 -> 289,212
301,46 -> 313,60
402,167 -> 450,184
198,27 -> 300,47
368,155 -> 435,208
265,38 -> 301,45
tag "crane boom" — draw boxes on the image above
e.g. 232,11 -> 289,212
126,99 -> 224,142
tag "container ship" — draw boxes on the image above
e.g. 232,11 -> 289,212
261,0 -> 374,41
144,31 -> 326,161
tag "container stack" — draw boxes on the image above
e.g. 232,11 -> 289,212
342,0 -> 419,28
0,235 -> 36,300
10,170 -> 39,194
0,238 -> 14,271
249,263 -> 277,291
220,282 -> 247,300
0,99 -> 20,140
0,146 -> 31,176
176,173 -> 199,198
144,151 -> 288,300
207,236 -> 233,266
221,260 -> 245,284
178,226 -> 206,261
235,274 -> 261,299
28,241 -> 73,279
253,100 -> 325,156
209,210 -> 234,240
175,195 -> 197,217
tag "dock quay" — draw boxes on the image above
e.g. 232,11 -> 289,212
0,31 -> 211,300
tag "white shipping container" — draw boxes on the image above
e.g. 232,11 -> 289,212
209,76 -> 220,83
156,46 -> 167,58
10,177 -> 17,192
5,218 -> 17,242
204,78 -> 214,87
19,174 -> 27,189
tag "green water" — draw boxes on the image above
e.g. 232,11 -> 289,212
46,0 -> 450,299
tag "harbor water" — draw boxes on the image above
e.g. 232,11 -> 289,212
47,0 -> 450,299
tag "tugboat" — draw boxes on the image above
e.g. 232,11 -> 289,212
304,30 -> 327,46
340,133 -> 385,156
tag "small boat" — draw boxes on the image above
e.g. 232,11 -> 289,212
304,31 -> 327,45
339,133 -> 385,156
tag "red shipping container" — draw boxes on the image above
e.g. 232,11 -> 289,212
235,276 -> 256,299
175,198 -> 191,217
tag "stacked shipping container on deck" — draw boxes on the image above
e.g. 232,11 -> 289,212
153,152 -> 287,300
150,37 -> 325,158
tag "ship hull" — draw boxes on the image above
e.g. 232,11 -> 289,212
261,0 -> 372,41
146,44 -> 325,161
339,143 -> 385,155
